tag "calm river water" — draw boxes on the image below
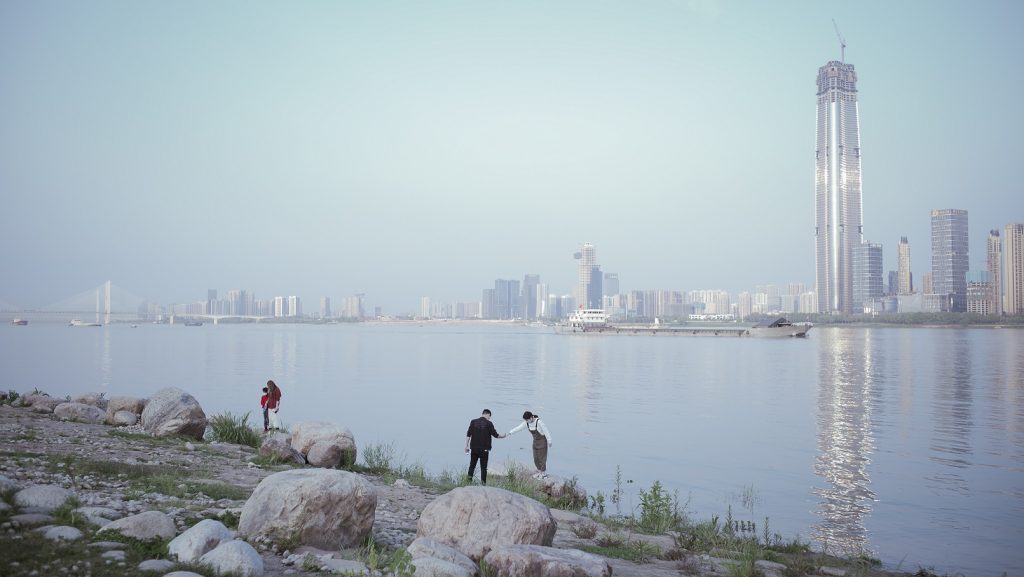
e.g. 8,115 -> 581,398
2,321 -> 1021,576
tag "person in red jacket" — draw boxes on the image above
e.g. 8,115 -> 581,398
265,380 -> 282,431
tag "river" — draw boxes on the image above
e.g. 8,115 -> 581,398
2,321 -> 1021,576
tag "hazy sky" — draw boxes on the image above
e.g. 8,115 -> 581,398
2,0 -> 1021,313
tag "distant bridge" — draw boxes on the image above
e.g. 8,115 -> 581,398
1,281 -> 147,324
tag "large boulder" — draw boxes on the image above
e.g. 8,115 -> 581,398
13,485 -> 76,512
54,402 -> 106,424
71,392 -> 108,409
111,410 -> 139,426
407,536 -> 478,575
98,510 -> 177,542
106,395 -> 147,423
199,540 -> 264,577
288,421 -> 357,466
416,486 -> 557,562
238,469 -> 376,549
168,519 -> 235,563
258,432 -> 305,464
411,557 -> 476,577
140,387 -> 207,440
482,545 -> 612,577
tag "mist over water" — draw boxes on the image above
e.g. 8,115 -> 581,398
3,322 -> 1021,576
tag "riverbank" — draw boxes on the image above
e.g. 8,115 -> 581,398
0,393 -> 941,577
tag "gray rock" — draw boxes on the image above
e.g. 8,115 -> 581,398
417,486 -> 556,562
319,558 -> 369,573
75,506 -> 121,527
112,410 -> 139,426
106,395 -> 147,422
24,394 -> 61,410
43,525 -> 84,541
199,539 -> 264,577
288,421 -> 357,464
259,433 -> 305,464
97,510 -> 177,542
9,513 -> 55,527
138,559 -> 176,572
13,485 -> 75,511
411,556 -> 476,577
54,402 -> 106,424
407,536 -> 478,575
238,468 -> 376,550
756,559 -> 788,577
31,401 -> 57,413
0,474 -> 20,493
88,541 -> 127,549
0,502 -> 10,514
163,572 -> 207,577
101,549 -> 127,561
168,519 -> 235,563
71,392 -> 108,409
483,545 -> 612,577
306,440 -> 346,468
140,387 -> 207,440
537,474 -> 587,504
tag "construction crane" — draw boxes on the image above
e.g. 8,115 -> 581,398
832,19 -> 846,62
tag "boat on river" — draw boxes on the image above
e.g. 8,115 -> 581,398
10,319 -> 28,326
555,310 -> 811,337
69,319 -> 102,327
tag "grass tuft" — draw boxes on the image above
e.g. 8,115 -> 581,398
207,411 -> 262,448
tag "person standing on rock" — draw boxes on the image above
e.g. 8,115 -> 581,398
507,411 -> 552,477
465,409 -> 505,485
265,380 -> 282,431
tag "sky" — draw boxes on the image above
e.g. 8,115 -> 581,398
1,0 -> 1021,314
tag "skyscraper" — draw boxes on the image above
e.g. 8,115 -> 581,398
815,60 -> 863,314
575,242 -> 597,309
897,237 -> 912,294
987,229 -> 1003,315
853,241 -> 883,313
1005,223 -> 1024,315
522,274 -> 541,320
930,209 -> 969,312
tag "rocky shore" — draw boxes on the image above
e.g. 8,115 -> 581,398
0,388 -> 923,577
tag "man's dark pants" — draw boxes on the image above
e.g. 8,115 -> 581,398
468,449 -> 490,484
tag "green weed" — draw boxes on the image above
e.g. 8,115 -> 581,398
207,411 -> 262,448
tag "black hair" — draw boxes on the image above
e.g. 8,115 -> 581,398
482,409 -> 492,416
522,411 -> 535,420
262,387 -> 268,392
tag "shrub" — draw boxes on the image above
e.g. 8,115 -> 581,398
572,519 -> 599,539
638,480 -> 678,534
207,412 -> 262,448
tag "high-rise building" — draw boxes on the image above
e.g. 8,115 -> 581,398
419,297 -> 431,319
853,242 -> 883,312
320,297 -> 331,319
897,237 -> 912,294
522,274 -> 541,320
930,209 -> 969,312
966,271 -> 993,315
575,242 -> 597,309
887,271 -> 897,295
492,279 -> 520,319
603,273 -> 619,297
815,59 -> 863,314
1005,223 -> 1024,315
987,229 -> 1003,315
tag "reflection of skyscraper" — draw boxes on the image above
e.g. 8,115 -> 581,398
987,230 -> 1002,315
815,60 -> 863,314
1005,223 -> 1024,314
897,237 -> 912,294
931,209 -> 969,312
813,330 -> 877,554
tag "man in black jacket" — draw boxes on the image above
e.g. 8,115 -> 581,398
465,409 -> 505,485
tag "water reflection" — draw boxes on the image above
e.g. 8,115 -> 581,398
813,328 -> 877,554
927,332 -> 973,518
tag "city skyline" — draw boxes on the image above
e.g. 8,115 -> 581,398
1,2 -> 1021,312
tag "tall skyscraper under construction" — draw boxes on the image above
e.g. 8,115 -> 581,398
814,59 -> 863,314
